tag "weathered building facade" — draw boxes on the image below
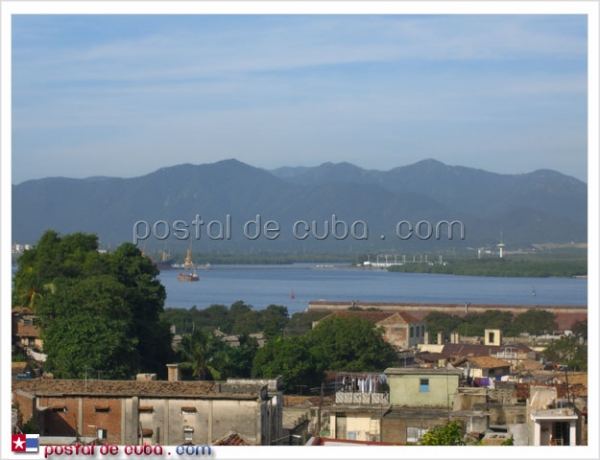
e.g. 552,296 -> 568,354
13,376 -> 283,445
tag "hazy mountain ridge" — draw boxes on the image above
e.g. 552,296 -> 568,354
13,159 -> 586,250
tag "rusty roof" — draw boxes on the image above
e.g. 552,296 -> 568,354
442,343 -> 532,359
466,356 -> 511,369
320,311 -> 395,323
13,379 -> 261,399
213,432 -> 249,446
16,323 -> 41,338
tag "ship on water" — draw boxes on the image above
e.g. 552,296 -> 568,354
178,247 -> 199,282
155,249 -> 175,270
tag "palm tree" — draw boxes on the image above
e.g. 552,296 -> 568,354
177,329 -> 222,380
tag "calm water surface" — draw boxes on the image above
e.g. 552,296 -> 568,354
159,264 -> 587,313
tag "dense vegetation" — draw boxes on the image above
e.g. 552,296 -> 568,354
419,421 -> 465,446
155,251 -> 361,265
424,309 -> 558,337
388,256 -> 587,278
543,322 -> 587,371
161,303 -> 328,338
177,328 -> 259,380
252,316 -> 398,392
13,231 -> 173,378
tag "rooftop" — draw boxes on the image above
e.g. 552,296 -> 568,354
384,367 -> 463,376
307,437 -> 401,446
320,310 -> 420,325
441,343 -> 532,359
13,379 -> 264,399
465,356 -> 511,369
213,432 -> 250,446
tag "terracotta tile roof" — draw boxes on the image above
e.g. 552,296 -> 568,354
466,356 -> 511,369
12,362 -> 28,372
13,379 -> 260,399
309,437 -> 402,446
321,311 -> 395,324
283,395 -> 333,407
213,432 -> 249,446
321,310 -> 421,325
517,359 -> 545,372
557,372 -> 587,386
380,312 -> 420,324
442,343 -> 532,360
16,323 -> 41,338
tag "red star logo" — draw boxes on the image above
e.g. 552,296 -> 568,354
12,434 -> 26,452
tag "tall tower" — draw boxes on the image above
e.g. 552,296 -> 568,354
497,232 -> 505,259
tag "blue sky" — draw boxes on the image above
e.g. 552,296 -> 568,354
12,15 -> 587,183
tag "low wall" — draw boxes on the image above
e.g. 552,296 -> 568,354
308,301 -> 586,330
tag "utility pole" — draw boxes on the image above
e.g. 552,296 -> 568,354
564,365 -> 572,407
315,382 -> 324,437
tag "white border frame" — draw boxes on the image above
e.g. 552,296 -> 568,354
1,2 -> 598,459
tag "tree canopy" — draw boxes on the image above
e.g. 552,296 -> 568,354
424,309 -> 558,338
419,421 -> 464,446
543,336 -> 587,371
13,230 -> 173,378
162,301 -> 290,338
252,316 -> 398,392
177,328 -> 258,380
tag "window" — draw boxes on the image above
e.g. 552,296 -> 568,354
183,427 -> 194,443
419,378 -> 429,393
407,427 -> 428,443
410,327 -> 414,338
488,332 -> 495,343
346,431 -> 358,440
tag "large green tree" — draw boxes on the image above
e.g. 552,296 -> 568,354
13,230 -> 173,378
252,317 -> 398,392
42,276 -> 138,379
308,317 -> 397,372
543,336 -> 587,371
508,310 -> 557,336
178,329 -> 259,380
252,336 -> 318,392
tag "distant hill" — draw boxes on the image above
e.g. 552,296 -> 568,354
13,159 -> 586,251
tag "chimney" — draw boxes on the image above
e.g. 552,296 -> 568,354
166,363 -> 181,382
437,332 -> 443,345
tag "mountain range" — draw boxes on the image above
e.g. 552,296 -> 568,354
12,159 -> 587,251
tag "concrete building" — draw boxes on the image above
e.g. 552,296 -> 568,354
484,329 -> 502,346
458,356 -> 511,382
329,407 -> 388,442
12,309 -> 43,351
327,372 -> 390,442
381,408 -> 488,444
530,408 -> 578,446
314,311 -> 425,350
384,368 -> 462,408
13,372 -> 283,445
527,386 -> 581,446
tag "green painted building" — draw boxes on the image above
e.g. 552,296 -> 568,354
384,368 -> 462,408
